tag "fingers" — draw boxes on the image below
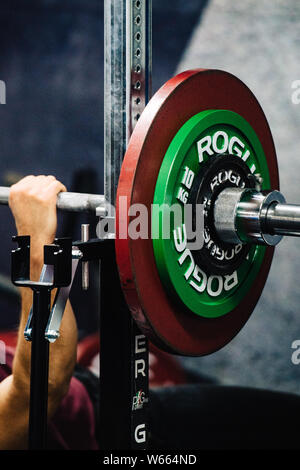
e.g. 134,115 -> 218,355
45,180 -> 67,200
29,176 -> 62,194
9,175 -> 67,207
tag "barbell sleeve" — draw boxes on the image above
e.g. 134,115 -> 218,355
0,186 -> 106,213
265,203 -> 300,237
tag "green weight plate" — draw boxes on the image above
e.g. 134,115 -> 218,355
152,110 -> 270,318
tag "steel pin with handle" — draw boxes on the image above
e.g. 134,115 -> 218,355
81,224 -> 90,290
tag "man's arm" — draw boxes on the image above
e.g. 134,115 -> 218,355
0,175 -> 78,449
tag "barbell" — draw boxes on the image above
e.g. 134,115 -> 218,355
0,187 -> 106,213
2,68 -> 300,357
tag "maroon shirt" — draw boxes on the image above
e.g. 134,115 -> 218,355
0,347 -> 98,450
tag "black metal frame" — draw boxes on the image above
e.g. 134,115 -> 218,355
11,236 -> 149,450
76,238 -> 149,450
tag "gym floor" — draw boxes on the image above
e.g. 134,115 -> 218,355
0,0 -> 299,395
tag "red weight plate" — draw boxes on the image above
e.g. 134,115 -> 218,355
115,69 -> 279,356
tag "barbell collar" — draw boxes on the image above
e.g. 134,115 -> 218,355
214,187 -> 300,246
0,186 -> 106,213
